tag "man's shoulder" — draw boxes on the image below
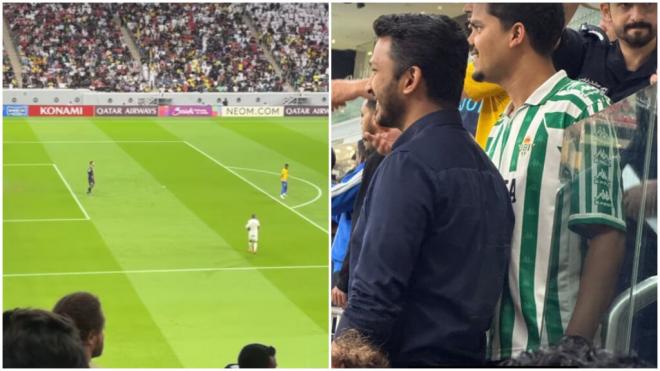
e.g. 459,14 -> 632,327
394,126 -> 480,171
540,77 -> 611,129
549,76 -> 611,109
563,25 -> 611,50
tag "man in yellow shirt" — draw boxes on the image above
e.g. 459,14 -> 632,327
280,163 -> 289,199
462,62 -> 510,148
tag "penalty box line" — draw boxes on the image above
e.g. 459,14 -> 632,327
3,163 -> 90,222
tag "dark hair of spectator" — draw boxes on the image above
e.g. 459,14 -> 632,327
486,4 -> 564,56
500,335 -> 651,367
373,13 -> 468,107
332,329 -> 390,368
53,292 -> 105,342
3,308 -> 88,368
238,343 -> 276,368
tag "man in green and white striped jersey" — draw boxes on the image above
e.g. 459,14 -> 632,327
468,4 -> 626,361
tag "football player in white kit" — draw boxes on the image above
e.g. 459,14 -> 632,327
245,214 -> 260,254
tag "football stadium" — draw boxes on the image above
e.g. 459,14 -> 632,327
3,3 -> 329,368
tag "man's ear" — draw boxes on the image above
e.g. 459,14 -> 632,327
509,22 -> 526,49
600,3 -> 612,23
401,66 -> 423,96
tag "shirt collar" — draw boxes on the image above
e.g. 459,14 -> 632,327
608,41 -> 657,79
392,109 -> 462,150
524,70 -> 569,106
503,70 -> 570,116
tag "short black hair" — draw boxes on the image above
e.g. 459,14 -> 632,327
373,13 -> 468,107
53,292 -> 105,342
486,4 -> 564,56
4,308 -> 88,368
238,343 -> 276,368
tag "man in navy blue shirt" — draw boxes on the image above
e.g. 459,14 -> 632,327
334,13 -> 514,367
555,4 -> 656,102
86,160 -> 95,195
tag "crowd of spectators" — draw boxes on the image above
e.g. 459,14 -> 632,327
249,3 -> 329,92
4,3 -> 328,93
4,3 -> 140,91
121,3 -> 283,93
330,2 -> 657,367
3,50 -> 16,88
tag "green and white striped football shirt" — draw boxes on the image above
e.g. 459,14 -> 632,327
485,71 -> 626,360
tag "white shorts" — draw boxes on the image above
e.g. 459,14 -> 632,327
249,235 -> 258,242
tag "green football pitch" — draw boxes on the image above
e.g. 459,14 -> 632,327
3,116 -> 329,367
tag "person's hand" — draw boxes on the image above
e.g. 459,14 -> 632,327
650,73 -> 657,85
623,180 -> 657,219
331,286 -> 348,308
332,79 -> 371,110
364,127 -> 402,155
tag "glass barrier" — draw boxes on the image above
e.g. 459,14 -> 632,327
331,98 -> 363,125
542,85 -> 657,365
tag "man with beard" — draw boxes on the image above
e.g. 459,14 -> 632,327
556,3 -> 656,102
53,292 -> 105,366
334,14 -> 514,367
468,3 -> 625,361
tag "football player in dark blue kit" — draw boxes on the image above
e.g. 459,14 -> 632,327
87,161 -> 95,195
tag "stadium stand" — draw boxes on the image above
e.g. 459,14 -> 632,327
4,3 -> 139,91
3,3 -> 328,93
120,3 -> 282,93
249,3 -> 329,92
3,50 -> 16,88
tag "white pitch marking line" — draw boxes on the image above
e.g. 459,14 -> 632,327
183,141 -> 328,233
4,163 -> 53,166
52,164 -> 90,220
4,140 -> 183,144
227,166 -> 322,209
3,265 -> 327,278
4,218 -> 88,223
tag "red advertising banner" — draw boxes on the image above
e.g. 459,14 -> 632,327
95,106 -> 158,116
29,105 -> 94,117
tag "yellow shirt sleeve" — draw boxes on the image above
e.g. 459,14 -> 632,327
463,62 -> 508,101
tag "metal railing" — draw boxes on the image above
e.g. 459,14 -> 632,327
602,275 -> 657,353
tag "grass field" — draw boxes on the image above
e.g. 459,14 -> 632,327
3,116 -> 329,367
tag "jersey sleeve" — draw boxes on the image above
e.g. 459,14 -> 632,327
560,105 -> 626,234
